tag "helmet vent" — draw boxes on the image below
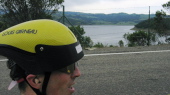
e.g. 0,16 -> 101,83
40,47 -> 44,51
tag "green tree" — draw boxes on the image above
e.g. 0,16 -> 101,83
154,10 -> 167,36
81,36 -> 93,48
68,25 -> 85,45
162,1 -> 170,42
0,0 -> 64,29
0,21 -> 8,32
68,25 -> 93,48
162,1 -> 170,13
118,40 -> 124,47
124,30 -> 156,47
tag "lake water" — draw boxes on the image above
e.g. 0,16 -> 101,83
82,25 -> 135,46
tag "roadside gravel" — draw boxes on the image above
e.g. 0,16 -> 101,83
84,44 -> 170,54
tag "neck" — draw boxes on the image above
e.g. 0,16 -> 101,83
21,86 -> 37,95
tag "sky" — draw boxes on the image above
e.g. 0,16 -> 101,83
59,0 -> 169,14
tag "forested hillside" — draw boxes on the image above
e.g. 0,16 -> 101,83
53,12 -> 155,25
134,18 -> 170,30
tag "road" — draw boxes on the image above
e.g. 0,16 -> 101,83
0,45 -> 170,95
74,49 -> 170,95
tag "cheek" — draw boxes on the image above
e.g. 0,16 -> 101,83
46,73 -> 71,94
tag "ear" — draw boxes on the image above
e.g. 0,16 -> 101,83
26,74 -> 42,89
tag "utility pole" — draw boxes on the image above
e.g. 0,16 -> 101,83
62,5 -> 65,24
58,5 -> 75,27
58,5 -> 84,36
147,6 -> 150,46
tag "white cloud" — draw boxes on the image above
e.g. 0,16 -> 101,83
60,0 -> 169,14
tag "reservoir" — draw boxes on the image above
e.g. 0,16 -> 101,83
83,25 -> 135,46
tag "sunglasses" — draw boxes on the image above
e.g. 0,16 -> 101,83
58,62 -> 78,74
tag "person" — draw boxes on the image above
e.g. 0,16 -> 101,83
0,19 -> 84,95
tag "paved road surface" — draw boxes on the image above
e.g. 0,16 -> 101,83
75,51 -> 170,95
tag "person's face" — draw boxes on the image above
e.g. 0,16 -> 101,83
46,67 -> 81,95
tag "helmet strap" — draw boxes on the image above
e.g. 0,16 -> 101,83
42,72 -> 51,94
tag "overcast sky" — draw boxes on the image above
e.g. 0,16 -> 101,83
59,0 -> 169,14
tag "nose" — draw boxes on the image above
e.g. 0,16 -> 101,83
72,67 -> 81,78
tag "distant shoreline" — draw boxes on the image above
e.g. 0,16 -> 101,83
131,27 -> 170,34
130,27 -> 149,31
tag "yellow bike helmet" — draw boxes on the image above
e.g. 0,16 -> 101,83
0,19 -> 84,95
0,19 -> 84,74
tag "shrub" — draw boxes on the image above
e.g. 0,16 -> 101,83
118,40 -> 124,47
93,42 -> 104,48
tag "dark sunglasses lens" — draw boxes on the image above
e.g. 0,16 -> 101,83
58,63 -> 77,74
67,63 -> 75,73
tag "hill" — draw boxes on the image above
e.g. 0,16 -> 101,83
52,12 -> 155,25
133,17 -> 170,30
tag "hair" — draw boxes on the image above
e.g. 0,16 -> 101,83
6,59 -> 27,93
